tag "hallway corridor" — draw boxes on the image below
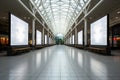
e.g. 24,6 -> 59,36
0,45 -> 120,80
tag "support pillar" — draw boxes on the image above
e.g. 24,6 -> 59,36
47,31 -> 49,45
69,34 -> 71,44
84,18 -> 87,48
42,28 -> 45,45
71,33 -> 72,45
75,28 -> 78,45
70,30 -> 72,45
32,19 -> 36,49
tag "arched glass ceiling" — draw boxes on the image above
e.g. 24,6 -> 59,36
30,0 -> 90,35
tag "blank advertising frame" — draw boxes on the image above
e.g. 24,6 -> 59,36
78,30 -> 83,45
9,13 -> 29,47
90,15 -> 111,55
36,30 -> 42,45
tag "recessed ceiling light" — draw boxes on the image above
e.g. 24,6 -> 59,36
24,17 -> 26,19
115,17 -> 119,19
89,17 -> 92,20
117,11 -> 120,14
2,17 -> 6,19
28,17 -> 30,19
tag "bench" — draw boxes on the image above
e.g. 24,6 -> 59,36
88,47 -> 107,54
35,46 -> 43,49
75,45 -> 84,49
7,47 -> 31,55
13,47 -> 30,53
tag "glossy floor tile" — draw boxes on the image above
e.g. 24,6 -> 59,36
0,45 -> 120,80
111,50 -> 120,56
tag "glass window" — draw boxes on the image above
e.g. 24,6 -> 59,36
31,0 -> 90,35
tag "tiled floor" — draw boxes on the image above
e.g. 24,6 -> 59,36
0,45 -> 120,80
112,50 -> 120,56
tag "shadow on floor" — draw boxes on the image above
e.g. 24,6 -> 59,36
111,50 -> 120,56
0,51 -> 7,56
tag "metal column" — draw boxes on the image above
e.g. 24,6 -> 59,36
42,28 -> 45,45
47,31 -> 49,45
75,28 -> 78,45
84,18 -> 87,47
32,19 -> 36,48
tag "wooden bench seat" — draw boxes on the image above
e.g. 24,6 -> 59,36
88,47 -> 107,54
35,46 -> 43,49
12,47 -> 30,53
75,45 -> 84,49
7,47 -> 31,55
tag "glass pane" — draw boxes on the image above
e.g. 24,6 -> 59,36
31,0 -> 90,35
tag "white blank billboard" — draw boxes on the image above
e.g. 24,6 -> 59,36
70,37 -> 71,44
45,35 -> 47,44
90,16 -> 107,45
10,14 -> 28,46
72,35 -> 74,44
36,30 -> 42,45
78,30 -> 83,45
49,37 -> 50,44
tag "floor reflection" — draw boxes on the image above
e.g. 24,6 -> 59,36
36,52 -> 41,69
0,45 -> 120,80
90,58 -> 108,80
78,52 -> 83,67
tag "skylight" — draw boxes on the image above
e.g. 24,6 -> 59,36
30,0 -> 90,35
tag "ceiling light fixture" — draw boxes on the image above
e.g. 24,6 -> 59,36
24,17 -> 27,19
115,17 -> 119,19
28,17 -> 30,19
117,11 -> 120,14
2,17 -> 6,19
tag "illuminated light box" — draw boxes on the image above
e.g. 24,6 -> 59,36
45,35 -> 47,44
72,35 -> 74,44
36,30 -> 42,45
78,30 -> 83,45
10,14 -> 28,46
70,37 -> 71,44
90,16 -> 107,45
49,37 -> 51,44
